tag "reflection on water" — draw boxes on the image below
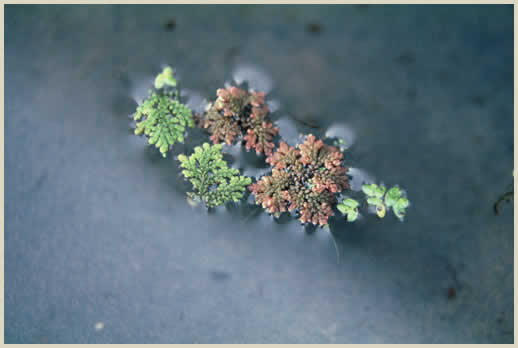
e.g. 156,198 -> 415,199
325,123 -> 356,150
232,63 -> 274,94
180,89 -> 211,115
346,167 -> 377,192
275,116 -> 303,146
266,99 -> 281,113
129,75 -> 155,104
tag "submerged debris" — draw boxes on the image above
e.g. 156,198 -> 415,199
164,19 -> 176,31
306,22 -> 324,35
198,86 -> 279,156
296,117 -> 321,129
249,134 -> 349,226
494,191 -> 513,215
494,170 -> 513,215
447,287 -> 456,300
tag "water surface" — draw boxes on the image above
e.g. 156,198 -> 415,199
5,5 -> 514,343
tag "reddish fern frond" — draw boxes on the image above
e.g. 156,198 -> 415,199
198,86 -> 278,155
249,134 -> 350,226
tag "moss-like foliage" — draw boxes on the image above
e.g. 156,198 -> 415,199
178,143 -> 252,208
249,134 -> 349,226
134,90 -> 195,157
198,86 -> 279,156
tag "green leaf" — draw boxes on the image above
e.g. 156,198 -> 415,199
179,143 -> 251,208
362,184 -> 378,197
337,203 -> 348,215
375,204 -> 386,218
160,144 -> 168,155
384,186 -> 402,207
154,75 -> 165,89
393,206 -> 406,220
133,91 -> 194,157
375,185 -> 386,198
337,199 -> 359,218
342,198 -> 359,209
154,66 -> 177,89
347,208 -> 359,222
395,197 -> 409,209
367,197 -> 383,206
162,67 -> 177,87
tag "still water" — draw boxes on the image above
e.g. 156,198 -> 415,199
5,5 -> 513,343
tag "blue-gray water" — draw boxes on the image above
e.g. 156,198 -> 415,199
5,5 -> 514,343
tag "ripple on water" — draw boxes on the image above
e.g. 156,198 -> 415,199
346,167 -> 377,192
180,89 -> 211,115
222,143 -> 271,179
267,99 -> 281,113
325,123 -> 356,150
125,129 -> 150,151
231,63 -> 274,94
275,116 -> 303,147
129,75 -> 155,105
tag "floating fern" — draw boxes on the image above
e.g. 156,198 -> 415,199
362,184 -> 409,220
129,65 -> 412,251
154,66 -> 177,89
362,183 -> 387,218
383,186 -> 409,220
178,143 -> 251,208
134,90 -> 194,157
336,198 -> 360,222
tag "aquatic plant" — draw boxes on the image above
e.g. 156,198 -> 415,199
133,66 -> 193,158
134,90 -> 195,157
249,134 -> 349,226
360,183 -> 409,220
336,198 -> 360,222
361,183 -> 387,218
198,86 -> 279,156
130,65 -> 411,234
178,143 -> 251,208
154,66 -> 177,89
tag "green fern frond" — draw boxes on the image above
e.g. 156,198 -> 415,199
154,66 -> 177,89
134,90 -> 194,157
178,143 -> 252,208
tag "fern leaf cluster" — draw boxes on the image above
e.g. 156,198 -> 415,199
249,134 -> 349,226
130,66 -> 411,226
178,143 -> 251,208
198,86 -> 279,156
134,90 -> 195,157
